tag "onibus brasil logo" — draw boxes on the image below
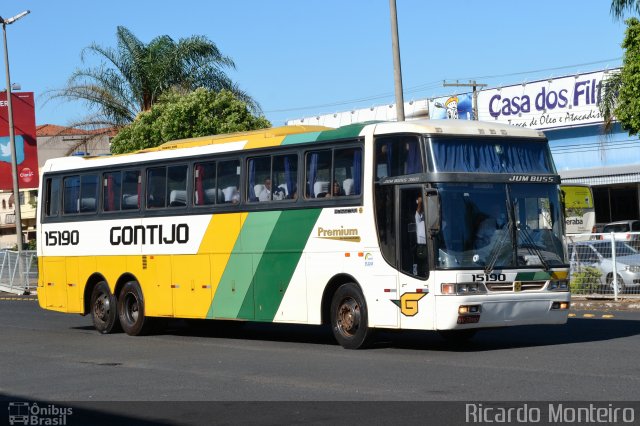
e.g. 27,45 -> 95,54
8,402 -> 73,425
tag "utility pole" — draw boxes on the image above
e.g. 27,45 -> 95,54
1,10 -> 30,293
389,0 -> 405,121
443,80 -> 487,120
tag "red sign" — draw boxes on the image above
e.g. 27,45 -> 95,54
0,92 -> 38,190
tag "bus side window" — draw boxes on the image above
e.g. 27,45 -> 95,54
167,165 -> 188,208
45,177 -> 60,217
194,161 -> 216,206
218,159 -> 240,204
375,136 -> 422,180
103,172 -> 122,212
122,170 -> 141,210
80,175 -> 98,213
63,176 -> 80,215
333,147 -> 362,196
305,150 -> 331,198
147,167 -> 167,209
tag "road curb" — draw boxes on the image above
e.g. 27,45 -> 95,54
571,297 -> 640,311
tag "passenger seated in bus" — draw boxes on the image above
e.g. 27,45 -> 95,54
331,180 -> 345,197
259,178 -> 284,201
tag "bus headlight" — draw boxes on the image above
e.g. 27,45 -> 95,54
548,280 -> 569,291
551,301 -> 570,310
441,283 -> 487,295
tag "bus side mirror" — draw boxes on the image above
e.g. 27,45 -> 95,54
424,188 -> 440,236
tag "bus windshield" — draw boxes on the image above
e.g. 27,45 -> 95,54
434,183 -> 566,269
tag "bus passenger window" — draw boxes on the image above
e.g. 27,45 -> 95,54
218,159 -> 240,204
80,175 -> 98,213
305,150 -> 331,198
122,170 -> 141,210
103,172 -> 122,212
247,156 -> 271,202
147,167 -> 167,208
167,165 -> 187,207
194,162 -> 216,206
272,154 -> 297,201
45,178 -> 60,217
375,136 -> 422,180
306,147 -> 361,198
334,147 -> 361,196
63,176 -> 80,214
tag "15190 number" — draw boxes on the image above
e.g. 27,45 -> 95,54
45,230 -> 79,246
472,273 -> 506,282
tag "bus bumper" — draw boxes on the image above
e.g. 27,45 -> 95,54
434,293 -> 571,330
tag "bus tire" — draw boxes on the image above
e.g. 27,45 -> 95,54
330,283 -> 373,349
118,281 -> 153,336
90,281 -> 120,334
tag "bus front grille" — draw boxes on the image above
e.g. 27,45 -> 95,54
485,281 -> 547,292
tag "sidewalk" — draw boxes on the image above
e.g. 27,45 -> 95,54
571,296 -> 640,311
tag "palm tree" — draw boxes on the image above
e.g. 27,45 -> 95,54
48,26 -> 259,128
611,0 -> 640,19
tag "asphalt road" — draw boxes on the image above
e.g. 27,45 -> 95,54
1,298 -> 640,423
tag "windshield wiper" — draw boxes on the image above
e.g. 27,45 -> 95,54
484,197 -> 515,275
517,225 -> 550,271
484,219 -> 513,275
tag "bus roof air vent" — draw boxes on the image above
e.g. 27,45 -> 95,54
489,129 -> 497,135
435,127 -> 443,133
500,130 -> 508,136
478,129 -> 485,135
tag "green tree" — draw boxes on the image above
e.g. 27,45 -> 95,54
110,88 -> 270,154
48,26 -> 259,129
600,1 -> 640,132
600,18 -> 640,135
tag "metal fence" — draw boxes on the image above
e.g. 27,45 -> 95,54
0,250 -> 38,295
568,232 -> 640,299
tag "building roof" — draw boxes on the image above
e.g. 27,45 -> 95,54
36,124 -> 118,137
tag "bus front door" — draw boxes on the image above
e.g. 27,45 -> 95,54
397,186 -> 434,331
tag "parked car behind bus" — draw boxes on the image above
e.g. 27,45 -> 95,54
599,220 -> 640,250
569,240 -> 640,294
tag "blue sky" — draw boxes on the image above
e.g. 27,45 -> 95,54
5,0 -> 629,127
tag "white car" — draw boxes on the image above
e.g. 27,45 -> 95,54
599,220 -> 640,250
569,240 -> 640,293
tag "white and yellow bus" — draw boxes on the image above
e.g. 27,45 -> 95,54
561,184 -> 596,239
37,120 -> 570,349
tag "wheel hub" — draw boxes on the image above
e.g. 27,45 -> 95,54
94,295 -> 110,321
337,297 -> 360,336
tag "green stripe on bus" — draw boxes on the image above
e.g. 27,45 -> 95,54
244,208 -> 322,321
207,211 -> 282,319
281,132 -> 322,145
315,122 -> 371,141
515,271 -> 553,281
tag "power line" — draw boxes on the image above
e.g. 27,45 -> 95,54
265,57 -> 622,116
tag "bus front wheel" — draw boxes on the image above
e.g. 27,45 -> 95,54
330,283 -> 373,349
90,281 -> 120,334
118,281 -> 153,336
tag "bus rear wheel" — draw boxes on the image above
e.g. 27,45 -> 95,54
118,281 -> 154,336
90,281 -> 120,334
330,283 -> 373,349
